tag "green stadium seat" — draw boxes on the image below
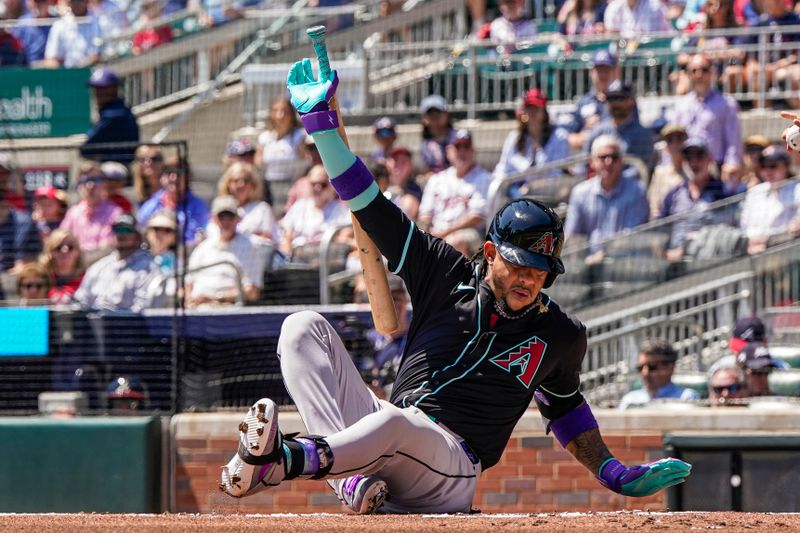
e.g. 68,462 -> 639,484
672,372 -> 709,399
769,369 -> 800,397
769,345 -> 800,369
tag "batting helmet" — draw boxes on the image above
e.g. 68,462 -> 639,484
486,198 -> 565,288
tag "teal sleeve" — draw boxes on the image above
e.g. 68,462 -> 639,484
312,129 -> 357,178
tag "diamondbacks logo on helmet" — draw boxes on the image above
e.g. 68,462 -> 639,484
490,337 -> 547,388
529,232 -> 554,255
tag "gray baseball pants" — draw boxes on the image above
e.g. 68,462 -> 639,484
277,310 -> 481,513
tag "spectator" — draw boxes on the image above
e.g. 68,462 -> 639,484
31,185 -> 68,240
186,195 -> 267,307
0,7 -> 28,67
740,145 -> 800,254
223,138 -> 257,168
604,0 -> 671,37
740,134 -> 769,189
105,375 -> 146,412
132,0 -> 173,55
279,167 -> 350,258
60,162 -> 123,253
255,97 -> 306,206
445,228 -> 483,258
419,94 -> 455,176
79,68 -> 140,166
736,342 -> 779,396
39,228 -> 84,304
209,161 -> 278,244
2,0 -> 25,19
674,0 -> 707,29
618,339 -> 700,409
418,129 -> 490,240
708,364 -> 748,403
745,0 -> 800,109
100,161 -> 134,214
557,0 -> 607,36
163,0 -> 188,14
384,146 -> 422,221
131,145 -> 164,205
370,116 -> 397,165
494,89 -> 571,186
565,134 -> 649,256
191,0 -> 257,27
668,53 -> 742,185
0,154 -> 25,212
585,81 -> 655,170
144,210 -> 177,276
11,0 -> 54,66
43,0 -> 101,68
16,262 -> 50,306
648,124 -> 689,220
301,133 -> 322,168
283,160 -> 316,216
137,156 -> 210,245
730,315 -> 767,353
74,214 -> 162,311
90,0 -> 130,47
660,137 -> 733,260
484,0 -> 537,52
564,50 -> 620,151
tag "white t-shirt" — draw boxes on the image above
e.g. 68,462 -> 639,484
604,0 -> 670,38
740,180 -> 800,239
187,233 -> 268,299
257,128 -> 307,182
419,166 -> 489,234
489,17 -> 537,44
281,197 -> 351,249
205,200 -> 280,244
45,14 -> 102,67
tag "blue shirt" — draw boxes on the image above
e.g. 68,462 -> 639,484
493,127 -> 571,180
80,98 -> 140,165
11,13 -> 51,64
0,209 -> 42,271
618,382 -> 700,409
564,174 -> 649,251
750,12 -> 800,63
137,190 -> 210,244
585,115 -> 656,170
660,178 -> 732,249
560,90 -> 610,133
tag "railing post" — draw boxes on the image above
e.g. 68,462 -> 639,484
197,49 -> 211,86
467,42 -> 477,120
757,29 -> 768,110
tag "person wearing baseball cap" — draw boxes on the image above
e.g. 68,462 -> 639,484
741,134 -> 771,189
494,88 -> 570,186
419,94 -> 454,175
729,316 -> 767,353
563,49 -> 620,150
101,161 -> 134,214
32,185 -> 69,239
80,67 -> 140,165
224,138 -> 257,167
384,146 -> 422,220
371,117 -> 397,165
736,342 -> 778,396
648,124 -> 689,219
740,144 -> 799,255
60,162 -> 124,252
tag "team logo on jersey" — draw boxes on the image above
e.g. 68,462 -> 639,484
490,336 -> 547,388
529,232 -> 554,255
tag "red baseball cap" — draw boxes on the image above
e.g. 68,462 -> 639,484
389,146 -> 412,159
522,88 -> 547,109
34,185 -> 68,204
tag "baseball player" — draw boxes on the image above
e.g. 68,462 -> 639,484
218,59 -> 692,514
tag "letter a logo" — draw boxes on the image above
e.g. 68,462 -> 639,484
529,233 -> 554,255
490,337 -> 547,388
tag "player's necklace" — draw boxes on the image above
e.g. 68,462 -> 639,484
494,297 -> 537,320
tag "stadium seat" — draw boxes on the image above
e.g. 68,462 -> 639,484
598,256 -> 672,283
768,369 -> 800,397
547,282 -> 592,309
591,280 -> 652,300
604,230 -> 670,258
672,372 -> 709,399
768,346 -> 800,369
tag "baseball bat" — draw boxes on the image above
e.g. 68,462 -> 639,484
307,25 -> 399,335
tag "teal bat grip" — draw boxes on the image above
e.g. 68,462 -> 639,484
307,25 -> 331,79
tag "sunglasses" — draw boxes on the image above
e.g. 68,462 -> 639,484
689,66 -> 712,74
216,211 -> 237,220
636,362 -> 671,372
606,95 -> 629,103
684,151 -> 708,160
138,155 -> 163,163
713,383 -> 743,395
152,226 -> 175,233
597,153 -> 621,162
79,175 -> 103,185
55,243 -> 76,253
21,282 -> 47,290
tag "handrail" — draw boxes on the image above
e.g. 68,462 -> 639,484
184,259 -> 245,306
318,221 -> 356,305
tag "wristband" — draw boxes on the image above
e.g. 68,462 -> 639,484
301,110 -> 339,134
597,457 -> 627,493
548,402 -> 598,448
330,158 -> 374,201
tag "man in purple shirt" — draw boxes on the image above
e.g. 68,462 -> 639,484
668,53 -> 742,186
565,134 -> 649,258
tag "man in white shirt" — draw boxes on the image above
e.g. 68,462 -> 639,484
604,0 -> 671,38
418,129 -> 491,240
43,0 -> 101,68
75,214 -> 162,312
187,195 -> 268,307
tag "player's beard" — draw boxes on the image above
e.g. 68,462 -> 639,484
491,275 -> 539,318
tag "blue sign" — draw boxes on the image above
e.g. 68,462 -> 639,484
0,308 -> 49,357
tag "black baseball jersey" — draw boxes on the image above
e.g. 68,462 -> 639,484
355,193 -> 588,469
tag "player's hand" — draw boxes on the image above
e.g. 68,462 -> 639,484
286,58 -> 339,115
598,457 -> 691,497
780,111 -> 800,146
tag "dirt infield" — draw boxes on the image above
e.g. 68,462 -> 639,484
3,511 -> 799,532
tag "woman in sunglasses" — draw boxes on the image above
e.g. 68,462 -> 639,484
39,229 -> 85,305
16,262 -> 52,306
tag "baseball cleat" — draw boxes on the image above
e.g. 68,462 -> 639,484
338,474 -> 389,514
220,398 -> 284,497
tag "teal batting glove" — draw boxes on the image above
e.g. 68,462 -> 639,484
286,58 -> 339,115
598,457 -> 692,497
